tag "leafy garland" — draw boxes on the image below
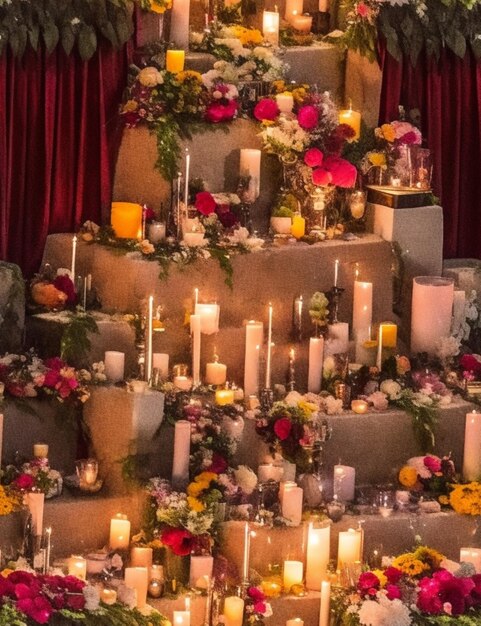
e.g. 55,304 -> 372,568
0,0 -> 162,60
342,0 -> 481,63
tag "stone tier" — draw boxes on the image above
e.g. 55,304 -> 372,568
41,234 -> 394,385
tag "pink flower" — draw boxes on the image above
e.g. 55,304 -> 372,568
273,417 -> 292,441
304,148 -> 324,168
16,596 -> 53,624
323,156 -> 357,188
253,98 -> 279,122
254,601 -> 267,614
195,191 -> 216,215
297,105 -> 319,130
356,2 -> 370,17
312,167 -> 332,187
248,587 -> 265,602
386,584 -> 402,600
14,474 -> 35,490
424,455 -> 442,473
384,567 -> 403,584
391,121 -> 422,144
205,101 -> 238,123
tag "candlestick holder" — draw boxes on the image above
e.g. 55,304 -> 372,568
259,387 -> 274,412
327,286 -> 344,324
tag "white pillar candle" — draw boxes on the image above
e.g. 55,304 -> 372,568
146,295 -> 154,383
148,222 -> 166,244
411,276 -> 454,355
190,555 -> 214,587
205,359 -> 227,385
460,548 -> 481,573
68,555 -> 87,580
452,289 -> 466,335
170,0 -> 190,49
306,523 -> 330,591
190,314 -> 201,386
463,410 -> 481,481
224,596 -> 244,626
287,620 -> 304,626
265,304 -> 273,389
104,351 -> 125,383
285,0 -> 303,20
291,14 -> 312,32
352,281 -> 373,339
262,10 -> 280,47
319,580 -> 331,626
26,492 -> 44,536
124,567 -> 149,608
281,485 -> 303,526
240,149 -> 261,199
283,560 -> 303,592
308,337 -> 324,393
130,547 -> 153,569
71,235 -> 77,279
195,303 -> 220,335
33,443 -> 49,458
153,353 -> 169,379
276,93 -> 294,114
282,460 -> 297,482
337,528 -> 362,568
109,514 -> 131,549
172,420 -> 191,490
279,480 -> 297,505
244,321 -> 263,397
327,322 -> 349,353
258,464 -> 284,482
333,465 -> 356,501
319,0 -> 330,10
173,611 -> 191,626
173,375 -> 193,391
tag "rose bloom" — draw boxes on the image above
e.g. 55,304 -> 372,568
253,98 -> 279,122
312,167 -> 332,187
304,147 -> 324,168
297,105 -> 319,130
273,417 -> 292,441
195,191 -> 216,215
356,2 -> 371,18
138,66 -> 163,87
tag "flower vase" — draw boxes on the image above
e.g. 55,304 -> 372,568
162,549 -> 189,587
298,443 -> 327,508
279,154 -> 300,193
305,186 -> 334,236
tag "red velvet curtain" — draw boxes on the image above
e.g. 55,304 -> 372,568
379,42 -> 481,260
0,42 -> 131,276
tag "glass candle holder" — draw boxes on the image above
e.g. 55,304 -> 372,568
76,459 -> 99,489
349,190 -> 367,220
412,147 -> 433,189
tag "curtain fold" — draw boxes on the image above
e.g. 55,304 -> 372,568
0,42 -> 130,276
379,42 -> 481,260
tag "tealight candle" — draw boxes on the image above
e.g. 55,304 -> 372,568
124,567 -> 149,608
283,560 -> 303,592
33,443 -> 49,458
100,588 -> 117,605
68,555 -> 87,580
148,221 -> 166,244
109,514 -> 131,550
351,399 -> 368,414
215,388 -> 235,406
166,50 -> 185,73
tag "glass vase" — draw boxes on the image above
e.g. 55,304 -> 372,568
305,186 -> 333,236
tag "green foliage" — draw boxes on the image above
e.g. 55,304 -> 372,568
0,0 -> 134,60
272,206 -> 294,218
394,391 -> 438,453
60,311 -> 99,367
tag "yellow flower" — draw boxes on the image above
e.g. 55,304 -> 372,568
272,80 -> 286,93
195,471 -> 218,484
122,99 -> 138,113
371,569 -> 387,588
380,123 -> 396,142
438,495 -> 449,505
391,553 -> 428,577
449,483 -> 481,515
292,87 -> 308,104
148,0 -> 172,13
367,151 -> 386,167
413,546 -> 445,570
187,496 -> 205,512
187,481 -> 206,497
230,26 -> 263,46
1,569 -> 13,578
298,401 -> 319,415
177,70 -> 203,84
398,466 -> 418,488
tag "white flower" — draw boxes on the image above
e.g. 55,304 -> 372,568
406,456 -> 432,479
117,583 -> 136,609
323,395 -> 343,415
323,355 -> 336,377
83,585 -> 100,611
435,335 -> 460,360
380,379 -> 402,400
412,391 -> 433,407
138,66 -> 163,87
285,390 -> 303,406
368,391 -> 389,411
234,465 -> 258,495
71,17 -> 81,26
190,31 -> 204,45
139,239 -> 155,255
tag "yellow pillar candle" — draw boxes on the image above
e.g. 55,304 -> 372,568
380,322 -> 397,348
33,443 -> 49,458
130,547 -> 153,569
216,388 -> 235,405
111,202 -> 143,239
224,596 -> 244,626
338,108 -> 361,141
291,214 -> 305,239
337,528 -> 362,569
109,513 -> 131,550
166,50 -> 185,73
68,555 -> 87,580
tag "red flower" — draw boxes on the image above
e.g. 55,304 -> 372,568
66,593 -> 86,611
358,571 -> 381,595
460,354 -> 481,378
356,2 -> 370,17
424,455 -> 442,473
195,191 -> 216,216
304,148 -> 324,168
384,566 -> 403,584
297,105 -> 319,130
161,527 -> 195,556
253,98 -> 279,122
53,275 -> 77,305
205,103 -> 227,124
386,584 -> 402,600
273,417 -> 292,441
217,211 -> 238,229
143,205 -> 156,222
254,601 -> 267,614
16,596 -> 53,624
209,453 -> 228,474
323,156 -> 357,188
312,167 -> 332,187
248,587 -> 265,602
14,474 -> 35,490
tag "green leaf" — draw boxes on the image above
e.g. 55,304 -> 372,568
100,20 -> 119,46
61,24 -> 75,56
42,22 -> 60,54
28,23 -> 40,51
445,28 -> 467,57
471,36 -> 481,60
409,18 -> 424,66
113,9 -> 134,45
78,23 -> 97,60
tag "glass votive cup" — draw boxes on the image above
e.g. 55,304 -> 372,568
76,458 -> 99,488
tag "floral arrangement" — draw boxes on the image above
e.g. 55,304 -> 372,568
0,567 -> 169,626
121,65 -> 239,179
193,191 -> 243,231
0,484 -> 21,516
448,482 -> 481,515
255,392 -> 339,471
9,457 -> 62,499
138,0 -> 172,13
0,351 -> 90,405
244,586 -> 273,625
398,454 -> 455,495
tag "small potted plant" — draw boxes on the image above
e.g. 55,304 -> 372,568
270,205 -> 293,234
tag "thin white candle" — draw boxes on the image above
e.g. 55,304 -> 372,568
71,235 -> 77,279
44,526 -> 52,574
184,149 -> 190,206
244,321 -> 263,396
265,304 -> 273,389
146,295 -> 154,383
376,324 -> 383,370
463,410 -> 481,481
334,259 -> 339,287
190,313 -> 201,386
319,580 -> 331,626
194,287 -> 199,308
242,522 -> 250,582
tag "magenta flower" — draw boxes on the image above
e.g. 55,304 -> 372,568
253,98 -> 279,122
16,596 -> 53,624
323,156 -> 357,188
386,584 -> 402,600
273,417 -> 292,441
297,105 -> 319,130
195,191 -> 216,216
358,571 -> 381,595
312,167 -> 332,187
14,474 -> 35,490
304,147 -> 324,168
424,455 -> 442,473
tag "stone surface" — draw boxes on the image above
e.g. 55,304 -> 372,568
0,261 -> 25,353
443,258 -> 481,299
84,386 -> 165,495
345,50 -> 382,127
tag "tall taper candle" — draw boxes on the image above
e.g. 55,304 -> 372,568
319,580 -> 331,626
190,313 -> 201,386
244,321 -> 263,396
265,304 -> 273,389
242,522 -> 250,582
463,410 -> 481,481
172,420 -> 191,490
146,295 -> 154,383
334,259 -> 339,287
71,235 -> 77,279
184,148 -> 191,206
